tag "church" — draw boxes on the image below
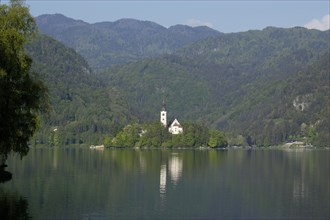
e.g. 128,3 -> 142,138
160,102 -> 183,135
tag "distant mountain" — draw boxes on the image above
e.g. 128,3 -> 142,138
31,14 -> 329,147
231,51 -> 330,147
36,14 -> 222,70
26,34 -> 136,146
100,27 -> 329,146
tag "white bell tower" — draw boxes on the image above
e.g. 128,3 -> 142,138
160,100 -> 167,127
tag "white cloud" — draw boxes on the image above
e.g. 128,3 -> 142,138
186,18 -> 214,28
304,14 -> 330,31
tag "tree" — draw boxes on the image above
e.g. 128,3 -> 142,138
208,130 -> 228,148
0,0 -> 47,163
112,124 -> 141,147
138,122 -> 170,148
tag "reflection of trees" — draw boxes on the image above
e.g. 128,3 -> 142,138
0,188 -> 31,220
5,148 -> 328,219
0,164 -> 12,183
222,149 -> 330,219
5,148 -> 227,218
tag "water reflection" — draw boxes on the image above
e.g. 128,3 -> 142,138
159,153 -> 184,211
139,153 -> 147,174
160,164 -> 167,194
0,187 -> 31,219
168,153 -> 183,186
283,148 -> 310,202
52,147 -> 58,170
159,153 -> 183,198
2,148 -> 329,220
293,175 -> 308,201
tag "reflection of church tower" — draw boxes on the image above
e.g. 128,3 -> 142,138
160,100 -> 167,127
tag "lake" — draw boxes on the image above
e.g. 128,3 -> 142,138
1,148 -> 329,220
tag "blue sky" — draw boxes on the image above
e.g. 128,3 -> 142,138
5,0 -> 330,33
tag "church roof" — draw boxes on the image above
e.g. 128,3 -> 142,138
170,119 -> 182,128
172,122 -> 182,128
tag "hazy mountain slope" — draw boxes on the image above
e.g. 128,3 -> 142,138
26,34 -> 136,146
102,27 -> 329,146
29,18 -> 329,146
35,14 -> 221,70
221,52 -> 329,146
178,27 -> 329,80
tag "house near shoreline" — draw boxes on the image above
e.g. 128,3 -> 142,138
160,102 -> 183,135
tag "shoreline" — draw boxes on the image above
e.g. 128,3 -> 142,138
28,144 -> 329,150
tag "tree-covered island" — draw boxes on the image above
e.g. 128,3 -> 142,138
105,102 -> 228,148
107,122 -> 228,148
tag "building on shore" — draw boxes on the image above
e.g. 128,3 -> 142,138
160,101 -> 183,134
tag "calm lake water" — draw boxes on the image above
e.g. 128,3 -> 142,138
1,148 -> 329,220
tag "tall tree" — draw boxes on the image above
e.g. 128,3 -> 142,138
0,0 -> 47,163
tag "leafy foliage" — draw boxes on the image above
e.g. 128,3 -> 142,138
239,52 -> 330,147
208,130 -> 228,148
0,0 -> 47,160
25,34 -> 137,147
101,27 -> 329,146
35,14 -> 221,70
110,122 -> 228,148
30,14 -> 330,147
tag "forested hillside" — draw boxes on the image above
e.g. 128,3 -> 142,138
101,27 -> 329,146
36,14 -> 221,70
30,14 -> 329,147
26,34 -> 136,146
225,52 -> 329,146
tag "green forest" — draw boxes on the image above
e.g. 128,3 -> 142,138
0,1 -> 47,161
35,14 -> 221,70
100,28 -> 329,147
108,122 -> 227,148
26,34 -> 137,147
20,14 -> 330,148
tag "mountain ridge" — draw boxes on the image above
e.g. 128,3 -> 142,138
100,26 -> 329,146
35,14 -> 222,70
30,14 -> 329,147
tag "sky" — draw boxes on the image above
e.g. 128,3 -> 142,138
3,0 -> 330,33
